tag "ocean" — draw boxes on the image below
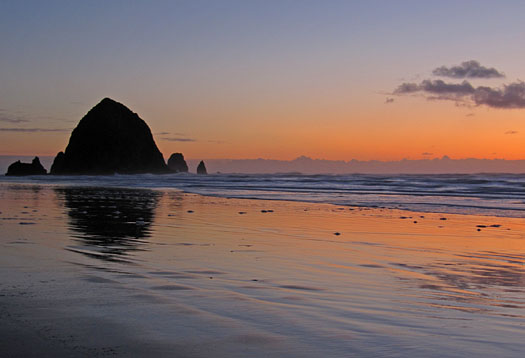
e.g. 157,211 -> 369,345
2,172 -> 525,218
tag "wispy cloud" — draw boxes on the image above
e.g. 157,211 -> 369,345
421,152 -> 433,156
0,114 -> 29,123
505,130 -> 518,135
385,97 -> 395,104
160,136 -> 196,142
432,60 -> 504,79
0,127 -> 70,132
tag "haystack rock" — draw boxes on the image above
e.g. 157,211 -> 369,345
5,157 -> 47,176
50,98 -> 167,175
167,153 -> 188,173
197,160 -> 207,175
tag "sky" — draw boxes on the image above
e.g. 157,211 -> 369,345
1,0 -> 525,161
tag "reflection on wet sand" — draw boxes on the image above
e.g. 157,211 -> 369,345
391,247 -> 525,315
3,184 -> 525,357
55,187 -> 162,263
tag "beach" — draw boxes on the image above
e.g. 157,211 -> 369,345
1,183 -> 524,357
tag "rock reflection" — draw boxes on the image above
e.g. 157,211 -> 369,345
55,187 -> 161,263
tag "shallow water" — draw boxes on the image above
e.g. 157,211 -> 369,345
3,172 -> 525,217
1,183 -> 524,357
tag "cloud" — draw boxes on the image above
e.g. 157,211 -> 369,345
473,81 -> 525,108
465,113 -> 475,117
505,130 -> 518,135
155,131 -> 171,135
394,80 -> 474,97
0,115 -> 29,123
385,97 -> 394,104
394,79 -> 525,109
393,82 -> 420,94
160,136 -> 196,142
432,60 -> 504,79
0,127 -> 70,132
421,152 -> 433,156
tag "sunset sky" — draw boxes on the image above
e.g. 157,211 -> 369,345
2,0 -> 525,161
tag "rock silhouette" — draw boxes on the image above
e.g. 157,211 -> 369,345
6,157 -> 47,176
51,98 -> 167,175
197,160 -> 207,175
167,153 -> 188,173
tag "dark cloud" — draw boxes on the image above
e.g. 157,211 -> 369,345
385,97 -> 395,104
160,137 -> 196,142
420,80 -> 475,95
394,78 -> 525,109
155,131 -> 171,135
432,60 -> 504,79
394,82 -> 420,94
0,127 -> 70,132
505,130 -> 518,135
394,80 -> 474,97
473,81 -> 525,108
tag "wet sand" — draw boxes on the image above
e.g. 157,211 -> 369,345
1,183 -> 524,357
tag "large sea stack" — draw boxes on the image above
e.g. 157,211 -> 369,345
5,157 -> 47,176
51,98 -> 167,175
167,153 -> 188,173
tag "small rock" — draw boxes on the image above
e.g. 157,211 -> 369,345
197,161 -> 207,175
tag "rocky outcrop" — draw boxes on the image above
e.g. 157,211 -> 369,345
50,98 -> 167,175
197,160 -> 207,175
167,153 -> 188,173
5,157 -> 47,176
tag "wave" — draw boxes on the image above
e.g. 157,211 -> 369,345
2,173 -> 525,217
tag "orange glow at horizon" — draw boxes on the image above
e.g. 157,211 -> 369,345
2,92 -> 525,161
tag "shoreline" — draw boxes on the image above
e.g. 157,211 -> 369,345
1,178 -> 525,220
0,179 -> 525,219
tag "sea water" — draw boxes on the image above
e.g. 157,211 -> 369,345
3,172 -> 525,217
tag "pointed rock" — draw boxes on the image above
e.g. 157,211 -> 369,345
50,98 -> 167,174
167,153 -> 188,173
197,160 -> 207,175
